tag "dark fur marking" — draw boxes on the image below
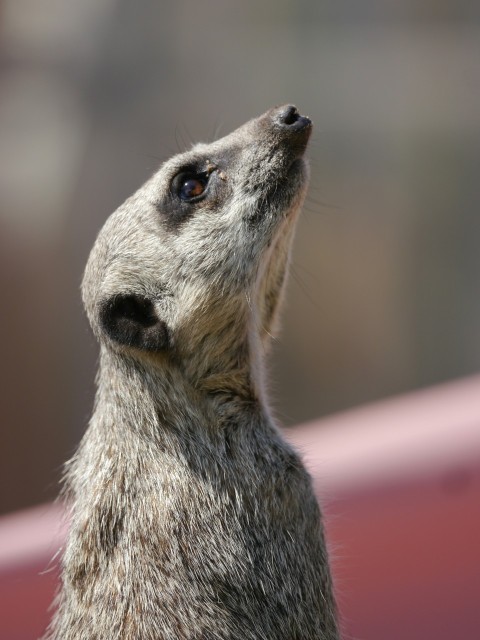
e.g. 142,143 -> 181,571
100,294 -> 170,352
156,160 -> 231,232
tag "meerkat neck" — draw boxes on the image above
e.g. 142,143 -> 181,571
173,295 -> 266,400
92,345 -> 268,446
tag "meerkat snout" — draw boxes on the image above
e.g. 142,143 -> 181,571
46,106 -> 339,640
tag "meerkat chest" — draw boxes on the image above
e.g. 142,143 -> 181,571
138,428 -> 316,551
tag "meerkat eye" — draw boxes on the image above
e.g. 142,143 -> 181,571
180,177 -> 206,200
172,171 -> 209,202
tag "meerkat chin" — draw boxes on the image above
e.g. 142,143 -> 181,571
45,105 -> 339,640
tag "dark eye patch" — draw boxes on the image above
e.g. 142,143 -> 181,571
155,159 -> 229,231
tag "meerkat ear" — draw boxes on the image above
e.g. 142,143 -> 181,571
99,294 -> 170,352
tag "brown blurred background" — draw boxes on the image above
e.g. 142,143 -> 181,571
1,0 -> 479,515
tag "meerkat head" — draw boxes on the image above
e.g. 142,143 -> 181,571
82,105 -> 312,381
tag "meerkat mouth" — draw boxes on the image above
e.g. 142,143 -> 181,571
288,156 -> 308,175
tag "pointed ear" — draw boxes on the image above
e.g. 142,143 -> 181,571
99,294 -> 170,352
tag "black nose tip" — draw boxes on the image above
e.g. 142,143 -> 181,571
274,105 -> 312,131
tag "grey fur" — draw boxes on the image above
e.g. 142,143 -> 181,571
45,106 -> 339,640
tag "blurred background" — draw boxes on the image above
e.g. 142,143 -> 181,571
1,0 -> 480,517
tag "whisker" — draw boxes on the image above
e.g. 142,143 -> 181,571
180,121 -> 195,147
211,112 -> 224,142
174,123 -> 187,153
289,265 -> 320,309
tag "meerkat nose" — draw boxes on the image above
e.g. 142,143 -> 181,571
273,104 -> 312,132
264,104 -> 312,158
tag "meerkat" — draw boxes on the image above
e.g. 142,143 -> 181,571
45,105 -> 339,640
